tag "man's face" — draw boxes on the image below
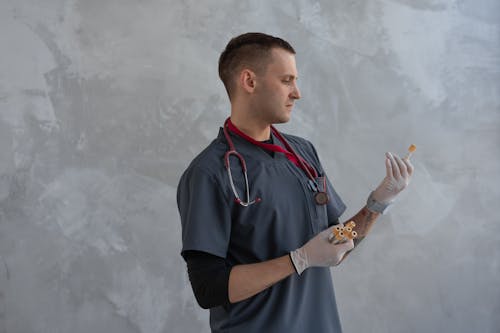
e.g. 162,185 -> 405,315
252,48 -> 301,124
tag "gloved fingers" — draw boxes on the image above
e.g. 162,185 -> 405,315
386,152 -> 401,179
393,154 -> 409,180
331,240 -> 354,266
384,153 -> 393,179
323,224 -> 342,236
402,158 -> 414,177
337,239 -> 354,252
327,223 -> 348,242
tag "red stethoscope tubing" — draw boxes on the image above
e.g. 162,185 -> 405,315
223,118 -> 329,206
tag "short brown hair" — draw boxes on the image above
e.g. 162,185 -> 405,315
218,32 -> 296,100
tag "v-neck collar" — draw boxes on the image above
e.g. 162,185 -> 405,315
217,127 -> 287,162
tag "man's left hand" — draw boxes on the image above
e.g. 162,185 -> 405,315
372,152 -> 414,204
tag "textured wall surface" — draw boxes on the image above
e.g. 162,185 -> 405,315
1,0 -> 499,332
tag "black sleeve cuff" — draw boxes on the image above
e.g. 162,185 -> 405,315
183,250 -> 231,309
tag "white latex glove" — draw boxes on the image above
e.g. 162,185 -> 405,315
372,152 -> 414,204
290,225 -> 354,275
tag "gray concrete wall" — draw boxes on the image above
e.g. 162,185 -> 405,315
1,0 -> 499,332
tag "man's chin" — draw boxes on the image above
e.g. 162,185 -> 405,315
264,111 -> 291,125
275,113 -> 292,124
271,117 -> 290,125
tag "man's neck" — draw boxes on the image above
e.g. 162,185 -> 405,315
229,115 -> 271,141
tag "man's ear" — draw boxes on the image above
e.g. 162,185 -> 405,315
239,69 -> 257,93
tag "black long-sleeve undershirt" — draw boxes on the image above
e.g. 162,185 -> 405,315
182,137 -> 274,309
182,250 -> 231,309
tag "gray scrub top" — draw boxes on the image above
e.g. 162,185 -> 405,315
177,127 -> 347,333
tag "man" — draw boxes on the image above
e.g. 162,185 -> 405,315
177,32 -> 413,332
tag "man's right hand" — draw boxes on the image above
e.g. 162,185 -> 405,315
290,225 -> 354,275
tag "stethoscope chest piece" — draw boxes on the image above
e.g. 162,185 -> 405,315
314,191 -> 329,205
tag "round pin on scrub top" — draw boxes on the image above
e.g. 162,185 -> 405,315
314,191 -> 329,205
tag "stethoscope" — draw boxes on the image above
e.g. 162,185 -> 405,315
223,118 -> 329,207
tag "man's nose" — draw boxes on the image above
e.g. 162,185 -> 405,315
291,83 -> 301,100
